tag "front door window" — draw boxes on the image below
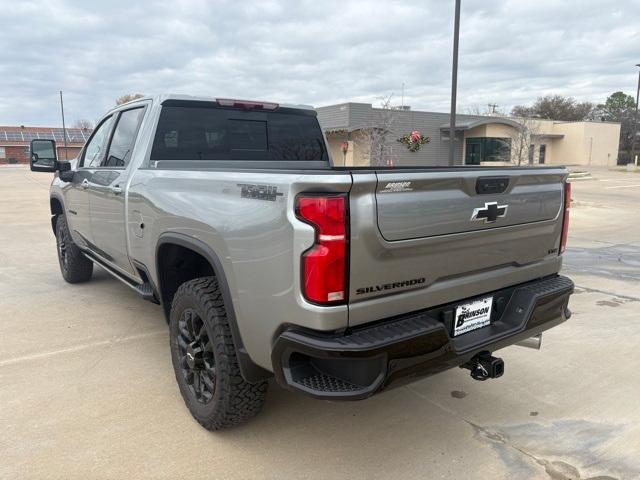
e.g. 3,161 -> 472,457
82,116 -> 115,168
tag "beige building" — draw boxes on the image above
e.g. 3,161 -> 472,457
316,102 -> 621,167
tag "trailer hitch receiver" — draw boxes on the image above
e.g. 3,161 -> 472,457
461,351 -> 504,381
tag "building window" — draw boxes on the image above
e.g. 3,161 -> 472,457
0,147 -> 5,159
539,144 -> 546,164
465,137 -> 511,165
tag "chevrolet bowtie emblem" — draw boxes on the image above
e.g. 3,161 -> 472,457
471,202 -> 508,223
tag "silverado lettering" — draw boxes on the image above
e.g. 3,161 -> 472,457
356,277 -> 426,295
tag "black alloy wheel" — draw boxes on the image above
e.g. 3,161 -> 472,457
55,214 -> 93,283
57,224 -> 69,274
169,276 -> 268,430
177,308 -> 216,404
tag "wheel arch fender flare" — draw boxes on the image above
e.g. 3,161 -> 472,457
50,193 -> 66,233
155,232 -> 272,383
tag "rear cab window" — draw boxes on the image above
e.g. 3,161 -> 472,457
150,100 -> 329,168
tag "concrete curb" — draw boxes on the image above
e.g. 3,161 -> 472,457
568,171 -> 592,181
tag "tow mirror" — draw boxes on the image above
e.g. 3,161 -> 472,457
58,161 -> 74,182
30,139 -> 58,172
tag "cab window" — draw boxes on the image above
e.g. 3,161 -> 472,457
82,116 -> 115,168
102,108 -> 145,168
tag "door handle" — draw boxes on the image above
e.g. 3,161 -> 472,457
110,185 -> 123,195
81,179 -> 89,189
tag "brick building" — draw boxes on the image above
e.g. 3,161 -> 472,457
0,126 -> 92,164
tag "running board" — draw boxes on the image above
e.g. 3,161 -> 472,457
133,281 -> 158,303
83,251 -> 160,304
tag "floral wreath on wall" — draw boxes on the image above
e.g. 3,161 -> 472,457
397,130 -> 430,152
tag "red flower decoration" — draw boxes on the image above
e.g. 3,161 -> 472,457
397,131 -> 431,152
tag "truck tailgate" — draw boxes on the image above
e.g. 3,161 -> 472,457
347,168 -> 568,327
376,170 -> 563,240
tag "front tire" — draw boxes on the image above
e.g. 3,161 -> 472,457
169,276 -> 268,430
55,215 -> 93,283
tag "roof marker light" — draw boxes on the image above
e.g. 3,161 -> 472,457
215,98 -> 279,110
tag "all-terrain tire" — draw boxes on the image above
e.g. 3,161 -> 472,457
55,215 -> 93,283
169,276 -> 268,430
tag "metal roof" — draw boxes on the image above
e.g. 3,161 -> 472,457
439,117 -> 523,132
0,127 -> 91,144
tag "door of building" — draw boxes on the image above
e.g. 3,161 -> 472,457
539,144 -> 546,164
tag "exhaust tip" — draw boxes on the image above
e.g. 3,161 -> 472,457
515,334 -> 542,350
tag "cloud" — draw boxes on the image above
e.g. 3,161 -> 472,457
0,0 -> 638,125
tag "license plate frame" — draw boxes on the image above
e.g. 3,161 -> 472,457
453,296 -> 493,337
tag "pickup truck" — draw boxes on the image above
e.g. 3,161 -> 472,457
30,94 -> 574,430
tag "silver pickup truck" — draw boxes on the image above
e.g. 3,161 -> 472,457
30,94 -> 573,430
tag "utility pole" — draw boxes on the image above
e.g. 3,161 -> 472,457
59,91 -> 68,160
488,103 -> 498,114
448,0 -> 462,166
634,64 -> 640,166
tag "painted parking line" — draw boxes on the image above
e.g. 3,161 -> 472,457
604,184 -> 640,189
599,178 -> 640,182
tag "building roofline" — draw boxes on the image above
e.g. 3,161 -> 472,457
440,117 -> 523,131
0,125 -> 91,131
0,142 -> 86,146
316,101 -> 372,109
510,117 -> 621,126
317,102 -> 623,126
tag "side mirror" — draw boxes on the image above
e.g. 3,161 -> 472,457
58,161 -> 74,182
30,139 -> 58,172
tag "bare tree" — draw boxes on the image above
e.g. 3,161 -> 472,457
116,93 -> 144,105
504,116 -> 540,166
512,95 -> 594,121
355,95 -> 397,166
73,119 -> 94,130
464,104 -> 505,116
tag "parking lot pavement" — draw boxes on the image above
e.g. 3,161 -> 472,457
1,165 -> 639,480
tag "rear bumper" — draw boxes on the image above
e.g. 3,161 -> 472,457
272,275 -> 574,400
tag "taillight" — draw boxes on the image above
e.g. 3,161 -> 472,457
296,194 -> 348,305
560,182 -> 571,254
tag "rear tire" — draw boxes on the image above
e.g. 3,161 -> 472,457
55,215 -> 93,283
169,276 -> 268,430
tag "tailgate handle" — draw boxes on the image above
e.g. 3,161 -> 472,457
476,177 -> 509,195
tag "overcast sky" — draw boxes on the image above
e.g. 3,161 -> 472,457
1,0 -> 639,126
